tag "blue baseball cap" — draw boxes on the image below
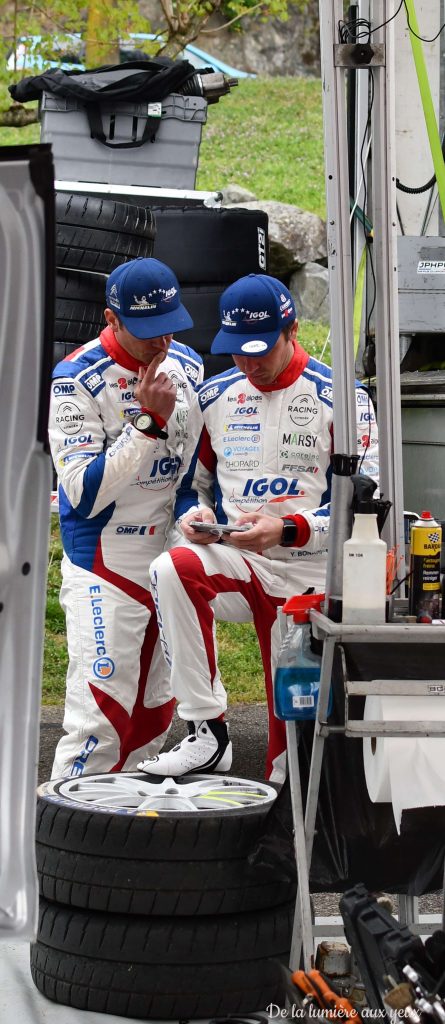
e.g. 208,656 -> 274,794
106,257 -> 193,340
211,274 -> 297,356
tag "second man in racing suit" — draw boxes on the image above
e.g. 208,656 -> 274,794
139,273 -> 379,783
48,257 -> 203,778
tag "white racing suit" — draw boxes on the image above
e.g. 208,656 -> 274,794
48,326 -> 203,778
149,343 -> 379,782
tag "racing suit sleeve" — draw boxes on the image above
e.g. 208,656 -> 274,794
49,378 -> 165,518
173,396 -> 216,522
284,385 -> 379,553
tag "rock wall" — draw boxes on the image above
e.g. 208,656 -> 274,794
140,1 -> 320,77
222,185 -> 329,322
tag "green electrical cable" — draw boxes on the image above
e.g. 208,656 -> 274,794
404,0 -> 445,222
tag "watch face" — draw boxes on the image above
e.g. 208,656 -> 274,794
134,413 -> 152,431
282,520 -> 297,546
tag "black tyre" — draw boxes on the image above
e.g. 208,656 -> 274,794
174,283 -> 234,378
175,282 -> 227,354
56,267 -> 107,305
55,269 -> 107,344
56,193 -> 156,273
37,774 -> 278,860
152,206 -> 269,283
53,339 -> 82,366
31,897 -> 292,1019
36,774 -> 293,915
203,353 -> 233,379
37,841 -> 293,917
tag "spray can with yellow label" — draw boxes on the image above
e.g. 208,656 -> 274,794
408,510 -> 442,619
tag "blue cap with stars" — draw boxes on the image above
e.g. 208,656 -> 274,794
211,273 -> 297,356
106,257 -> 193,340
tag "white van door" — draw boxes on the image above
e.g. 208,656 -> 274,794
0,144 -> 54,939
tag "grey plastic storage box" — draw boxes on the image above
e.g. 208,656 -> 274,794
40,92 -> 208,188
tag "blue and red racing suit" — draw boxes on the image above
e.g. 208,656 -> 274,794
48,326 -> 203,777
149,342 -> 378,782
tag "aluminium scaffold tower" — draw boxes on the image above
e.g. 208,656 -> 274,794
320,0 -> 405,571
285,0 -> 444,973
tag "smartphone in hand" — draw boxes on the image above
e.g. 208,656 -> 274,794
189,522 -> 253,535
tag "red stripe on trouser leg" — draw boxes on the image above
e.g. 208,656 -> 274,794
235,571 -> 286,780
250,604 -> 286,780
168,547 -> 286,779
90,594 -> 174,772
92,539 -> 153,608
169,547 -> 220,682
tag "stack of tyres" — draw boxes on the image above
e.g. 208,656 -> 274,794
151,206 -> 269,379
31,772 -> 295,1019
54,193 -> 156,365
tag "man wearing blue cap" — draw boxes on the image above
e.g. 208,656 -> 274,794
140,273 -> 379,782
48,257 -> 203,778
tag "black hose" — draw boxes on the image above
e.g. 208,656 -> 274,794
396,133 -> 445,194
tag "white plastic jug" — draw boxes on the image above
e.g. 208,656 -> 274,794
342,513 -> 387,624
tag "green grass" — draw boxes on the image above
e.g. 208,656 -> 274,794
43,521 -> 68,704
197,77 -> 325,217
0,120 -> 39,145
1,73 -> 328,704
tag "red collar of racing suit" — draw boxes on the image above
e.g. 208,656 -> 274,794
247,340 -> 309,392
246,339 -> 311,547
100,325 -> 149,372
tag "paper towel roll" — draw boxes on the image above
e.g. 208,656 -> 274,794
363,695 -> 445,832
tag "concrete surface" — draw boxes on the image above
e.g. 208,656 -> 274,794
38,702 -> 269,785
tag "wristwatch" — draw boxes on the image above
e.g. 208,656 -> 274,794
280,517 -> 298,547
132,412 -> 168,439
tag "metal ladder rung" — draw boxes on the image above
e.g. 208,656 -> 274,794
346,680 -> 445,696
345,720 -> 445,737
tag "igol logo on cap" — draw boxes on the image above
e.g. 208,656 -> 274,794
222,306 -> 272,327
244,309 -> 270,321
241,340 -> 269,353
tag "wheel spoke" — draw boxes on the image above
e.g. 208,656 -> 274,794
54,773 -> 277,813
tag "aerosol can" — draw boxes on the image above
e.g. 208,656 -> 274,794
408,510 -> 442,620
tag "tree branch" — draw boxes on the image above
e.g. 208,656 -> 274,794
0,104 -> 39,126
159,0 -> 179,35
200,2 -> 264,32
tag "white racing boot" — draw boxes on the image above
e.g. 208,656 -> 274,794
138,719 -> 232,776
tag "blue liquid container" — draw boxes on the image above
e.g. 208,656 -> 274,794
273,593 -> 332,722
274,661 -> 323,721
